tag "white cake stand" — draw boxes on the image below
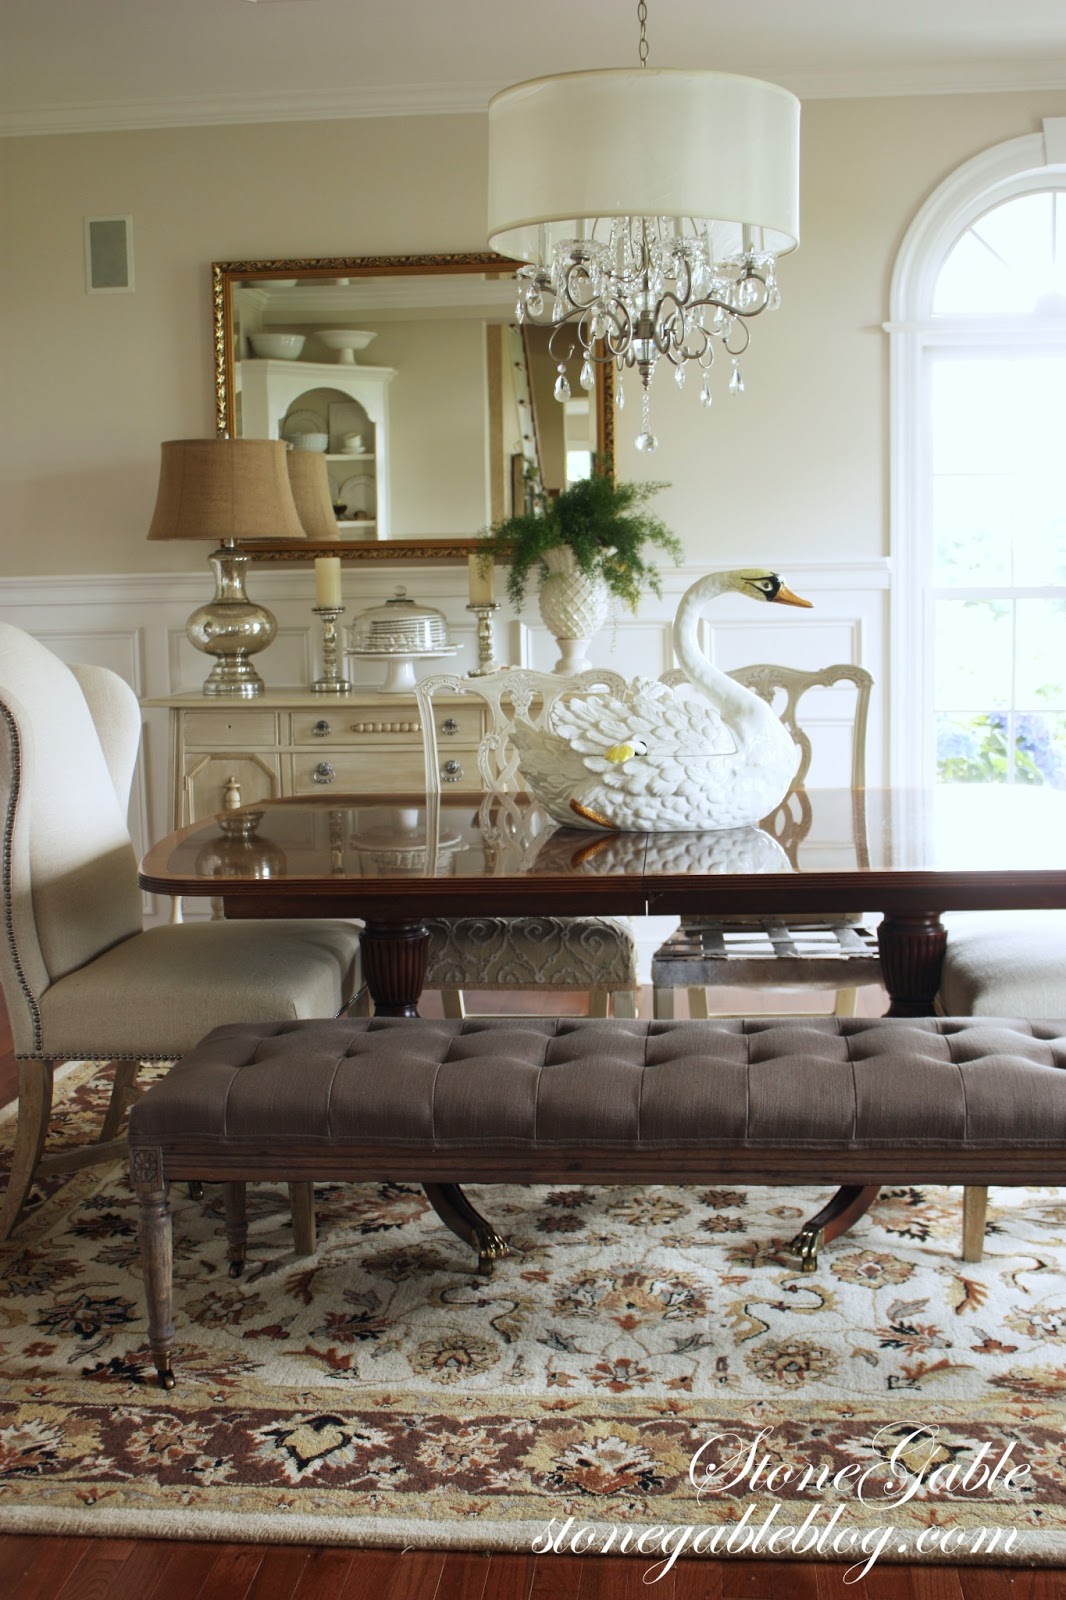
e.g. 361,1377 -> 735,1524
344,645 -> 458,694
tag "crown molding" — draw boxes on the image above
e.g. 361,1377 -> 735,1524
3,63 -> 1066,138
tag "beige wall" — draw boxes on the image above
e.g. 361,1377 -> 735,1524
2,91 -> 1065,578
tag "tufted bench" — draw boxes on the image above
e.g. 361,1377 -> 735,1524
128,1015 -> 1066,1388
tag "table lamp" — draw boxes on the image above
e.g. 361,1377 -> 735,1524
148,438 -> 305,697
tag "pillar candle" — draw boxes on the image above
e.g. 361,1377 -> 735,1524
468,552 -> 495,605
314,556 -> 343,609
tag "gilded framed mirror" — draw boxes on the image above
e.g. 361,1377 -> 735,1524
212,254 -> 615,562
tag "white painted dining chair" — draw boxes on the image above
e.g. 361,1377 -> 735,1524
650,663 -> 880,1019
414,668 -> 639,1018
0,623 -> 366,1242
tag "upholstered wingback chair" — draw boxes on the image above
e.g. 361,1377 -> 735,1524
0,623 -> 365,1240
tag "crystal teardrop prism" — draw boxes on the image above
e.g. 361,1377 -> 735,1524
700,374 -> 713,408
616,382 -> 625,411
554,366 -> 571,402
729,361 -> 744,396
580,359 -> 595,390
675,364 -> 686,389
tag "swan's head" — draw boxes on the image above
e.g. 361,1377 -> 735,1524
728,569 -> 813,608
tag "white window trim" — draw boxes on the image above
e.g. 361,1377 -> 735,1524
886,119 -> 1066,785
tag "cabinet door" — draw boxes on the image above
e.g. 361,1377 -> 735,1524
182,753 -> 281,823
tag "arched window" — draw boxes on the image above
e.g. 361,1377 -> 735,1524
888,121 -> 1066,788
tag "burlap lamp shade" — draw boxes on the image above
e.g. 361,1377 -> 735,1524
286,451 -> 340,542
147,437 -> 306,543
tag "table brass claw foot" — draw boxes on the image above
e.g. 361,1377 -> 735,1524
423,1182 -> 509,1276
791,1183 -> 881,1273
791,1226 -> 824,1273
474,1227 -> 509,1277
154,1355 -> 176,1391
228,1256 -> 245,1279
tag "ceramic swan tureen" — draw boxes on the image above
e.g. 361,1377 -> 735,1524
510,568 -> 812,832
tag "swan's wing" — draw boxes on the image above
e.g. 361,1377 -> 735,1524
509,722 -> 595,819
553,679 -> 735,757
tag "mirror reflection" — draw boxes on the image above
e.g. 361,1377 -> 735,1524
213,256 -> 614,559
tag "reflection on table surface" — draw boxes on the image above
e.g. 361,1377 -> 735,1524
141,785 -> 1066,891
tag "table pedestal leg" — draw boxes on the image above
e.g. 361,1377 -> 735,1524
877,912 -> 948,1017
360,921 -> 507,1267
792,913 -> 948,1268
360,919 -> 428,1017
422,1183 -> 509,1276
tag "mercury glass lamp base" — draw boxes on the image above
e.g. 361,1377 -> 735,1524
187,541 -> 277,699
201,658 -> 267,698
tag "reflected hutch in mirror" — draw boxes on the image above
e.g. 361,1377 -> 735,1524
212,254 -> 615,562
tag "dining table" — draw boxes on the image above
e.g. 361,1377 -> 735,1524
138,782 -> 1066,1261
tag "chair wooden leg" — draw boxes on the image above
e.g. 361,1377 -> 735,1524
688,986 -> 710,1019
440,988 -> 466,1020
586,989 -> 609,1018
289,1182 -> 317,1256
0,1060 -> 55,1242
962,1185 -> 988,1263
98,1059 -> 144,1143
652,986 -> 675,1020
612,989 -> 638,1018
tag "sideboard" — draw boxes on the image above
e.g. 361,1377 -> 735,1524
141,690 -> 484,827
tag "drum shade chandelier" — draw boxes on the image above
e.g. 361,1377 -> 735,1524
487,0 -> 800,452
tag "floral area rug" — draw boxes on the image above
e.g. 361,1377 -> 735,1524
1,1061 -> 1065,1572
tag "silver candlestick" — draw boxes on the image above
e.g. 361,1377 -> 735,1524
466,602 -> 501,677
311,606 -> 352,694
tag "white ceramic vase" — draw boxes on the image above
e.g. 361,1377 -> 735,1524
537,545 -> 611,674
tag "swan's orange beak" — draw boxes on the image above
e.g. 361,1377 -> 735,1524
773,583 -> 813,608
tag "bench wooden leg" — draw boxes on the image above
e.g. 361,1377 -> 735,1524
132,1149 -> 176,1390
962,1185 -> 988,1262
224,1182 -> 249,1276
791,1184 -> 880,1272
422,1183 -> 509,1276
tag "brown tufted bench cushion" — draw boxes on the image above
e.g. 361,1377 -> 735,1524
128,1015 -> 1066,1387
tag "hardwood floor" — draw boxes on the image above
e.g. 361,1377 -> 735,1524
0,987 -> 1061,1598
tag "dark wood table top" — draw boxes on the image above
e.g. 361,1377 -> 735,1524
138,786 -> 1066,922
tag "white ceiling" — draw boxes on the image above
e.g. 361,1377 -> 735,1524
3,0 -> 1066,137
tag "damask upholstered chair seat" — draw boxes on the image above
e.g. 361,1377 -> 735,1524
423,914 -> 637,995
416,669 -> 639,1018
0,622 -> 365,1241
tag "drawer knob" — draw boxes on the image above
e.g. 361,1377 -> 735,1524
312,761 -> 336,785
441,759 -> 463,782
312,719 -> 332,738
441,717 -> 459,736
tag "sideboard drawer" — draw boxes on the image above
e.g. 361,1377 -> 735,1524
183,711 -> 280,747
290,746 -> 483,793
290,750 -> 430,793
290,710 -> 423,745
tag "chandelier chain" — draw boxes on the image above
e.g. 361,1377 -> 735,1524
637,0 -> 649,67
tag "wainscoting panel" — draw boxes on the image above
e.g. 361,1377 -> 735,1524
0,560 -> 889,971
